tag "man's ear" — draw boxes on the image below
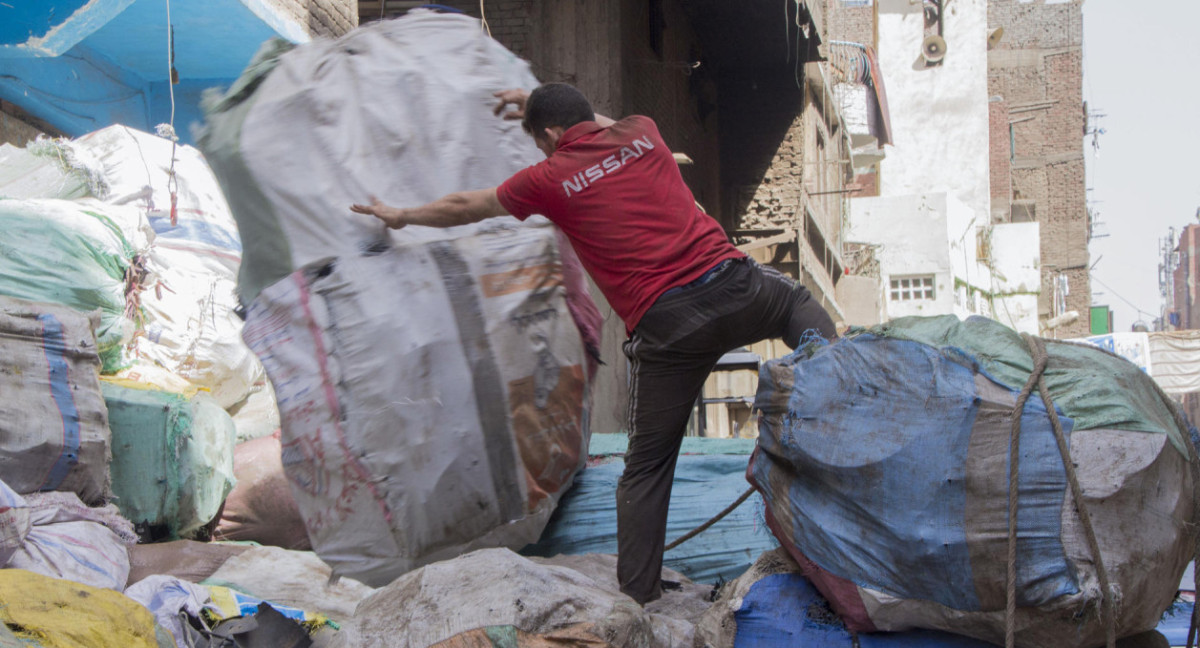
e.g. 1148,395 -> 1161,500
543,126 -> 566,149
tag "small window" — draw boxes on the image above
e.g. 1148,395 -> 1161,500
1010,200 -> 1036,223
890,276 -> 935,301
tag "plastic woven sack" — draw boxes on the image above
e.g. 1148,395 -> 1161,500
0,199 -> 146,372
750,315 -> 1198,647
0,569 -> 161,647
2,125 -> 266,408
243,220 -> 591,586
0,296 -> 111,503
336,549 -> 690,648
202,9 -> 599,586
5,491 -> 137,591
196,11 -> 544,304
71,125 -> 265,408
101,379 -> 237,540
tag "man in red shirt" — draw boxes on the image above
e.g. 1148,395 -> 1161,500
352,83 -> 836,605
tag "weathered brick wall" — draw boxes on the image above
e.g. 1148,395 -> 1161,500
827,0 -> 874,46
988,0 -> 1082,49
732,104 -> 805,231
481,0 -> 532,62
987,0 -> 1088,338
407,1 -> 533,61
270,0 -> 357,37
1175,226 -> 1200,329
988,100 -> 1010,213
731,86 -> 842,242
417,0 -> 622,118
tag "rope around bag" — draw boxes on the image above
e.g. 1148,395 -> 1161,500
1058,337 -> 1200,648
668,334 -> 1194,647
1137,360 -> 1200,648
1006,334 -> 1116,648
665,486 -> 756,552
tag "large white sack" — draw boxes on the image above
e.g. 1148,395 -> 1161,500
202,10 -> 598,586
0,125 -> 265,407
70,125 -> 266,408
242,218 -> 591,586
0,296 -> 111,503
198,10 -> 544,303
0,141 -> 96,200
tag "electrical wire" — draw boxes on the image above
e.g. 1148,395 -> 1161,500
1090,274 -> 1157,321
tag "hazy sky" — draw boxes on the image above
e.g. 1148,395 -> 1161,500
1084,1 -> 1200,331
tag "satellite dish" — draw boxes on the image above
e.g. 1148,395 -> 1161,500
987,27 -> 1005,50
922,35 -> 947,64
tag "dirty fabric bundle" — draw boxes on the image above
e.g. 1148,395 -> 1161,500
750,315 -> 1197,647
6,489 -> 138,592
201,11 -> 598,586
0,296 -> 111,503
334,549 -> 704,648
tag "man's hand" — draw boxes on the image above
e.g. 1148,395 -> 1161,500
493,89 -> 529,120
350,196 -> 407,229
351,189 -> 507,230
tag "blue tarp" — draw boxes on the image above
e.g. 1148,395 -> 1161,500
1157,597 -> 1194,645
752,334 -> 1077,610
733,572 -> 996,647
522,438 -> 773,585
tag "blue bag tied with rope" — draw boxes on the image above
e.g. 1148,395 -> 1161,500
750,315 -> 1199,648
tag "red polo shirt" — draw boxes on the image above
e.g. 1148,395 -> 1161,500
497,116 -> 743,332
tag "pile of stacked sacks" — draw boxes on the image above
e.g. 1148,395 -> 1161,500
3,9 -> 1194,647
0,125 -> 337,645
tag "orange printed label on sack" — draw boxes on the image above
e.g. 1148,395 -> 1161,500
509,364 -> 585,509
479,264 -> 562,298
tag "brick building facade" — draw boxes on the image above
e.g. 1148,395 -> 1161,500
987,0 -> 1089,338
267,0 -> 358,37
1171,225 -> 1200,330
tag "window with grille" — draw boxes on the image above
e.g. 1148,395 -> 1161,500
890,276 -> 935,301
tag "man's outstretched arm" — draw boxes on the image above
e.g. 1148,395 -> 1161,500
351,187 -> 508,230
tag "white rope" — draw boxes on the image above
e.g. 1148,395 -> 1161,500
479,0 -> 491,36
165,0 -> 176,130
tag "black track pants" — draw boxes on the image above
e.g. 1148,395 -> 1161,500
616,257 -> 836,604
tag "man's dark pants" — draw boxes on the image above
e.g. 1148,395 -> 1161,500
616,257 -> 837,604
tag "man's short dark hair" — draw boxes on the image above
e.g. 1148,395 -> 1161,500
522,83 -> 595,137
